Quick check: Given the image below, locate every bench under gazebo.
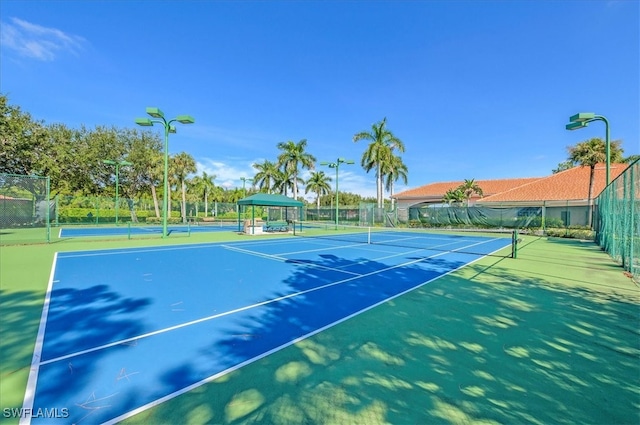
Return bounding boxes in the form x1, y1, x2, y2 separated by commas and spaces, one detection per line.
237, 193, 304, 235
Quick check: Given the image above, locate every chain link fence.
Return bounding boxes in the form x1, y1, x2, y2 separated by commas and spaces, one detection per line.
54, 197, 241, 225
595, 159, 639, 281
0, 173, 51, 244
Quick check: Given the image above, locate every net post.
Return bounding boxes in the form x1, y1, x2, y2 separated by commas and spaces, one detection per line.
512, 230, 518, 259
128, 222, 131, 240
368, 226, 371, 244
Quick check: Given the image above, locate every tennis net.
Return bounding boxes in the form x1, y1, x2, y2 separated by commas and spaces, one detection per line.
294, 222, 519, 258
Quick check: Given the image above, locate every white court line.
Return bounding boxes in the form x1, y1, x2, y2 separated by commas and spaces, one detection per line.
55, 237, 304, 259
222, 244, 363, 277
103, 237, 506, 425
20, 253, 59, 425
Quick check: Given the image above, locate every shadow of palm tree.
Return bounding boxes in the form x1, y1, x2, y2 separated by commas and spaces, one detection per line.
1, 290, 43, 377
27, 285, 152, 423
143, 249, 639, 425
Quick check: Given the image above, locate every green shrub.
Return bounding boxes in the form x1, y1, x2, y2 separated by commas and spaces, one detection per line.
545, 227, 594, 240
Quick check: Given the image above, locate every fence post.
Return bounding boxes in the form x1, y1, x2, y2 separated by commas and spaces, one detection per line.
46, 177, 51, 243
629, 165, 635, 276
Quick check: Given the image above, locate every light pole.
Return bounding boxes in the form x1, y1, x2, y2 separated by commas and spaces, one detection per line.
320, 158, 354, 229
103, 159, 132, 225
566, 112, 611, 185
240, 177, 253, 198
136, 107, 194, 238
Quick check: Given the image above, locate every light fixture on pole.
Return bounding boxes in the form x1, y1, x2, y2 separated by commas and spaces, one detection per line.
103, 159, 132, 225
320, 158, 354, 230
136, 107, 194, 238
566, 112, 611, 185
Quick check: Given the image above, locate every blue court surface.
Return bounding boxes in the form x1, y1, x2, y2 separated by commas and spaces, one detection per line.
59, 223, 238, 238
23, 233, 511, 424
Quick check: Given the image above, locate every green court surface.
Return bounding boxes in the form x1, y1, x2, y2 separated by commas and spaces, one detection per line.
1, 233, 638, 424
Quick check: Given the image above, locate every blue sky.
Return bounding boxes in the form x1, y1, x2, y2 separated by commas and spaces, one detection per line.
1, 0, 638, 199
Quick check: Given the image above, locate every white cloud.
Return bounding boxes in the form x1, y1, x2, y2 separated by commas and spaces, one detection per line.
196, 158, 258, 189
196, 156, 381, 200
0, 17, 85, 61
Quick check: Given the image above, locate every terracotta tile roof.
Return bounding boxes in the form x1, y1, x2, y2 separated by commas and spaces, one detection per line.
393, 163, 629, 204
478, 163, 628, 203
394, 177, 541, 199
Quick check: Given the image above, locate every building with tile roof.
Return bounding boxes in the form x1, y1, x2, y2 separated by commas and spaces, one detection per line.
393, 163, 629, 227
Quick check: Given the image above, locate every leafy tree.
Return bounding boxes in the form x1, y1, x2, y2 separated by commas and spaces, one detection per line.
353, 117, 405, 208
191, 171, 216, 216
552, 160, 575, 174
127, 131, 163, 218
623, 154, 640, 164
442, 188, 465, 205
274, 167, 303, 198
0, 94, 50, 176
171, 152, 197, 222
276, 139, 316, 200
305, 171, 332, 210
41, 123, 74, 196
554, 138, 625, 174
568, 138, 624, 227
382, 154, 408, 210
252, 160, 280, 194
225, 187, 243, 203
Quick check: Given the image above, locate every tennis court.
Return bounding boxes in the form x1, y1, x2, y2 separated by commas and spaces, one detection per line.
22, 230, 512, 424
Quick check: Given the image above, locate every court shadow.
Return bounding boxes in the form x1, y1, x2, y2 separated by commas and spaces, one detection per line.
145, 248, 639, 425
43, 284, 152, 360
0, 289, 43, 376
32, 285, 152, 407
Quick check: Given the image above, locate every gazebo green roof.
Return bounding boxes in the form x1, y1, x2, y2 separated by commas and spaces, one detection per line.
237, 193, 303, 207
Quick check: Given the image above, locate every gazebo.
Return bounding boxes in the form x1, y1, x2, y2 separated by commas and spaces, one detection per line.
237, 193, 304, 234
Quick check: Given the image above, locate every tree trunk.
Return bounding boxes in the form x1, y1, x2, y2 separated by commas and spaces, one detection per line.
390, 183, 395, 210
150, 185, 160, 218
181, 179, 187, 223
167, 184, 172, 220
293, 172, 298, 200
376, 164, 383, 208
127, 198, 139, 223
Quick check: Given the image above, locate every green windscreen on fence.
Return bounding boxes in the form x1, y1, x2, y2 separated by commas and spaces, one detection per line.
0, 173, 51, 244
595, 160, 639, 281
408, 205, 542, 229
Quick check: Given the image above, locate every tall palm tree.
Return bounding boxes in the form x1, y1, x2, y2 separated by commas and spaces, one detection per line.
305, 171, 332, 210
568, 138, 623, 227
171, 152, 197, 223
252, 160, 280, 194
191, 171, 216, 217
353, 118, 405, 208
458, 178, 483, 207
382, 154, 408, 210
274, 167, 303, 197
276, 139, 316, 200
